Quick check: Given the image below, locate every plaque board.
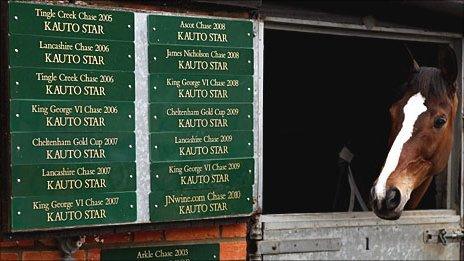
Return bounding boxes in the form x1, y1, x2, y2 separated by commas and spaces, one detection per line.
101, 243, 219, 261
148, 14, 252, 47
148, 44, 253, 75
11, 192, 137, 230
10, 100, 135, 132
151, 158, 254, 190
12, 162, 136, 196
150, 73, 253, 103
9, 2, 134, 41
10, 68, 135, 101
150, 130, 254, 162
150, 103, 253, 132
150, 186, 253, 222
9, 34, 135, 71
11, 131, 135, 164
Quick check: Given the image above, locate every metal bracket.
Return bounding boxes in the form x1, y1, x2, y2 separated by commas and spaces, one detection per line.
248, 253, 262, 261
249, 220, 263, 240
57, 236, 85, 261
423, 229, 463, 245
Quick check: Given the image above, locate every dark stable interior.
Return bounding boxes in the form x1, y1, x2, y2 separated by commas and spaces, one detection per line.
263, 29, 445, 214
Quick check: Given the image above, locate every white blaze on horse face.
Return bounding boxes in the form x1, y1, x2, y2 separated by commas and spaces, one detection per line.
374, 92, 427, 200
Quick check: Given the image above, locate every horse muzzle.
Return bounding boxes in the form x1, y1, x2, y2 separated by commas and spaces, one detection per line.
370, 186, 402, 220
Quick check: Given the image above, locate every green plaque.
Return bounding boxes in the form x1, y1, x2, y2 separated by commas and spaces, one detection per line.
101, 243, 219, 261
150, 73, 253, 103
10, 100, 134, 132
12, 162, 136, 197
148, 14, 253, 47
150, 130, 253, 162
10, 68, 135, 101
9, 2, 134, 41
151, 158, 254, 191
9, 34, 134, 71
150, 103, 253, 132
148, 44, 253, 75
150, 186, 253, 222
11, 132, 135, 165
11, 192, 136, 231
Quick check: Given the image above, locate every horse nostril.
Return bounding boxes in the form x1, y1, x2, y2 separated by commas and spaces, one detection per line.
385, 187, 401, 210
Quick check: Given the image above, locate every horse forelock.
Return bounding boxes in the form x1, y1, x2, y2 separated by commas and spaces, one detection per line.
392, 67, 452, 106
410, 67, 451, 101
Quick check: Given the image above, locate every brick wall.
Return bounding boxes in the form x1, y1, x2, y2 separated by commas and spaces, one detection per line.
0, 222, 248, 260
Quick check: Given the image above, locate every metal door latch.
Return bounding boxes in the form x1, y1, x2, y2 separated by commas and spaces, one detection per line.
424, 229, 464, 245
257, 238, 342, 255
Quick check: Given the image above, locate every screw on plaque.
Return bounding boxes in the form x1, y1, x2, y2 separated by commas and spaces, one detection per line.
362, 15, 376, 30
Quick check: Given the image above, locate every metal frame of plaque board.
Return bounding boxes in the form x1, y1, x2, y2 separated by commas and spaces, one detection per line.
0, 0, 263, 235
0, 0, 10, 234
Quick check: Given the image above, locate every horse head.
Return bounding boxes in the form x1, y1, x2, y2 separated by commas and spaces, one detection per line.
371, 46, 458, 220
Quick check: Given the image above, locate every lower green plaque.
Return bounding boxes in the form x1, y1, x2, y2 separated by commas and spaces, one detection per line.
150, 186, 253, 222
150, 130, 253, 162
151, 158, 254, 190
11, 132, 135, 164
11, 192, 137, 231
12, 162, 136, 196
101, 243, 219, 261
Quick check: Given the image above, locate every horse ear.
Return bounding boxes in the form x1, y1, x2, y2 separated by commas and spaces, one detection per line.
438, 46, 458, 86
403, 44, 420, 73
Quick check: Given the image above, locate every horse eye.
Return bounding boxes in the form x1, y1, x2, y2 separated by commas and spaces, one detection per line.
434, 116, 447, 128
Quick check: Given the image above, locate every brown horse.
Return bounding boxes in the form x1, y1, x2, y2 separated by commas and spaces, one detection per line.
371, 46, 459, 220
